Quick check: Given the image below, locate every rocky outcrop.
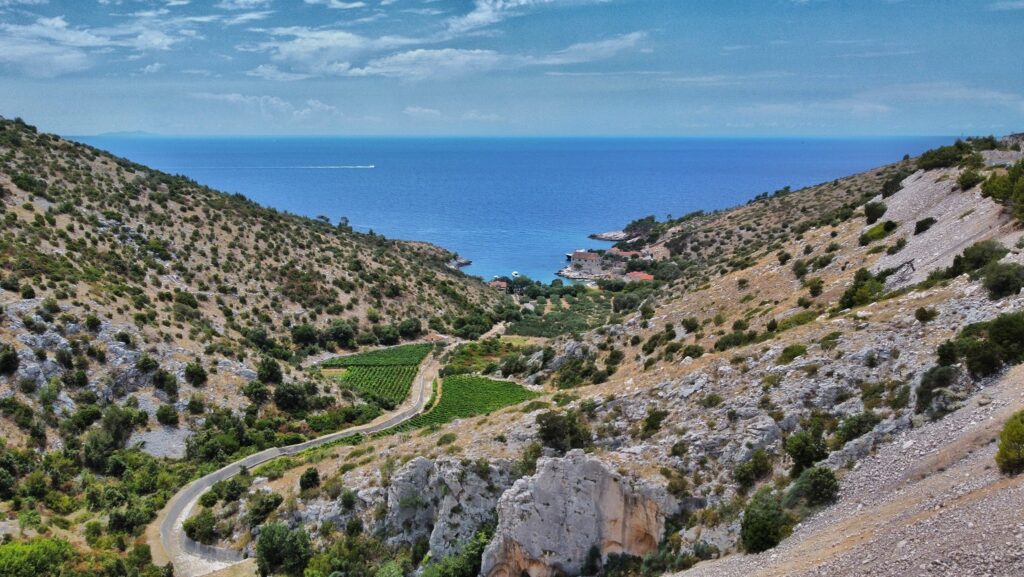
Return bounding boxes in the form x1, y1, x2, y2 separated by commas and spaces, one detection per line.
480, 450, 676, 577
385, 457, 515, 559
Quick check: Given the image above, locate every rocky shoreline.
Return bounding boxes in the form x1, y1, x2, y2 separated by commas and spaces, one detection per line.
589, 230, 633, 242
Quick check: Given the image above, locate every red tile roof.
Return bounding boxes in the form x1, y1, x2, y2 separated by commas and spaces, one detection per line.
625, 271, 655, 281
609, 247, 642, 257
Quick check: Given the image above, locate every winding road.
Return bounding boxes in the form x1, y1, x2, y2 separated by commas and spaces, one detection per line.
149, 347, 444, 577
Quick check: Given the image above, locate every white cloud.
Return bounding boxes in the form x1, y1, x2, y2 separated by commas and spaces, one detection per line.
534, 31, 644, 65
252, 26, 418, 76
335, 31, 643, 79
246, 63, 311, 81
0, 0, 49, 6
140, 61, 164, 73
737, 99, 892, 117
349, 48, 504, 79
215, 0, 271, 9
293, 99, 340, 119
3, 16, 112, 49
190, 92, 341, 120
860, 82, 1024, 112
447, 0, 610, 34
403, 106, 442, 119
661, 71, 791, 86
304, 0, 367, 8
0, 11, 206, 76
0, 35, 89, 76
223, 10, 273, 25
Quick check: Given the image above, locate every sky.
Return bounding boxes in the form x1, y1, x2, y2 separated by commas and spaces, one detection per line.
0, 0, 1021, 136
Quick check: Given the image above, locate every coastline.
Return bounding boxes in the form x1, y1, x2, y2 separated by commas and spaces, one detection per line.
588, 230, 633, 242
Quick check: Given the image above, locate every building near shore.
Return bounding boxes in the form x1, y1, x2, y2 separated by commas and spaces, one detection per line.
624, 271, 655, 282
567, 250, 603, 275
608, 247, 643, 259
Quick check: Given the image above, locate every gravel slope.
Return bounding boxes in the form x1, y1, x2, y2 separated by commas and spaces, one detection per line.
677, 364, 1024, 577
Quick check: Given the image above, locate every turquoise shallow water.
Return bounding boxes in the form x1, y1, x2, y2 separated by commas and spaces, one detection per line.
76, 136, 950, 281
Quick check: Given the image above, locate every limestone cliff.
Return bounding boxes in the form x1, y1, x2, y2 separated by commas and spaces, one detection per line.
480, 450, 676, 577
385, 457, 515, 559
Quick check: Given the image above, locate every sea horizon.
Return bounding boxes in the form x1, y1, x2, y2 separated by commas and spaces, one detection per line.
76, 134, 955, 282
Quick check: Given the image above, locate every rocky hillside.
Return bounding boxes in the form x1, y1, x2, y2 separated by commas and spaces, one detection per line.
0, 115, 509, 453
4, 126, 1024, 577
202, 136, 1024, 577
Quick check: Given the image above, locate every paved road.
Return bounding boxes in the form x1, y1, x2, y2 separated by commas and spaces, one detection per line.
154, 348, 443, 577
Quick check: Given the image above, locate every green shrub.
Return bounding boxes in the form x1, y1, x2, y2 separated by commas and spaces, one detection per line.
699, 393, 723, 408
982, 262, 1024, 299
733, 448, 772, 491
838, 269, 885, 310
784, 429, 828, 476
183, 509, 217, 544
740, 487, 788, 553
791, 259, 808, 279
784, 466, 839, 507
947, 240, 1007, 278
858, 221, 897, 246
0, 344, 18, 375
995, 410, 1024, 475
714, 330, 758, 351
917, 140, 971, 170
256, 522, 311, 576
0, 538, 72, 577
777, 344, 807, 364
247, 490, 284, 527
184, 361, 208, 386
535, 410, 591, 453
258, 357, 283, 384
155, 404, 178, 426
419, 526, 492, 577
915, 364, 959, 417
300, 467, 320, 491
914, 307, 938, 323
881, 170, 912, 197
639, 408, 669, 439
863, 201, 887, 225
914, 217, 937, 235
805, 277, 824, 297
831, 412, 880, 448
937, 312, 1024, 378
135, 353, 158, 373
957, 169, 984, 190
273, 381, 309, 413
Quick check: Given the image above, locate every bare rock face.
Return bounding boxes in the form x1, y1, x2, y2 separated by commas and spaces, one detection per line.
480, 450, 675, 577
385, 457, 515, 559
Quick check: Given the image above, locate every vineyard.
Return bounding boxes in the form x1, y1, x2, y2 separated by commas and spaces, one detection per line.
322, 344, 432, 409
339, 365, 418, 408
378, 375, 538, 435
322, 343, 433, 367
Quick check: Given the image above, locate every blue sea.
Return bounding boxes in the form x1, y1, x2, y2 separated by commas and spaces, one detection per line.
75, 136, 950, 281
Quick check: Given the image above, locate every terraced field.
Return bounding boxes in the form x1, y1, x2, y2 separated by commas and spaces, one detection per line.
322, 344, 433, 367
339, 365, 418, 407
324, 344, 433, 409
379, 375, 539, 435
